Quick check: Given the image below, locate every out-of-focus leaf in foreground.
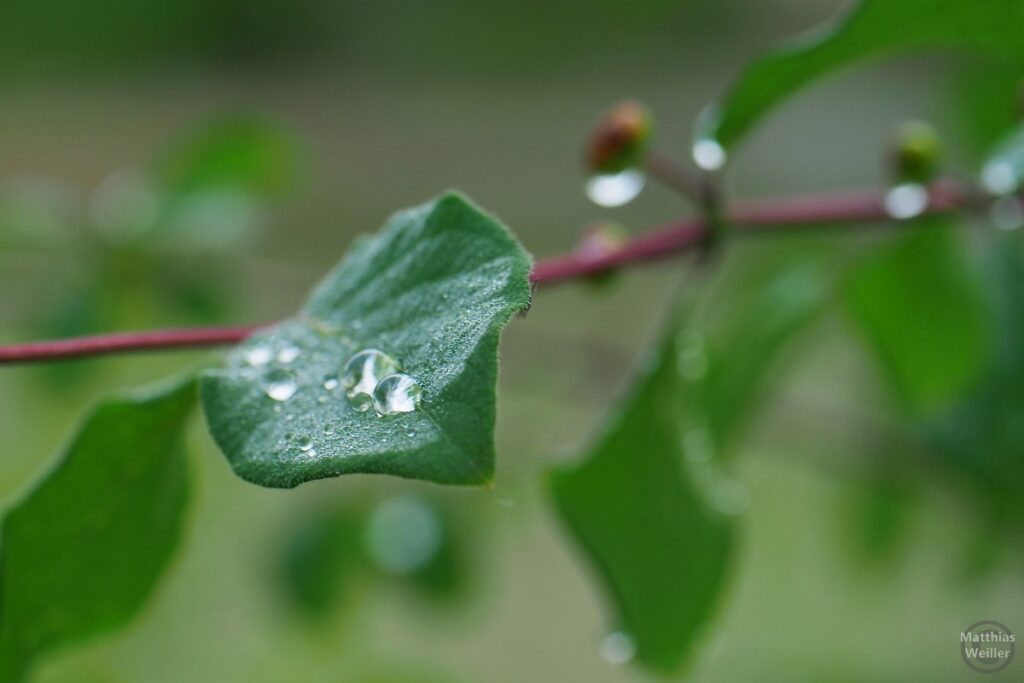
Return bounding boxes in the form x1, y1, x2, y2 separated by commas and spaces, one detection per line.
549, 324, 735, 674
201, 193, 532, 488
843, 222, 990, 416
701, 0, 1024, 155
0, 379, 195, 683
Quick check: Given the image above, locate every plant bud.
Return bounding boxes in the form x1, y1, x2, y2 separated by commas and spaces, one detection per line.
585, 101, 652, 174
888, 120, 941, 184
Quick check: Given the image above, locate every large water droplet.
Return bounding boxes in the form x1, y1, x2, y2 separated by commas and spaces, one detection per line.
373, 373, 423, 415
692, 137, 727, 171
585, 169, 645, 207
367, 496, 442, 575
981, 160, 1018, 196
263, 368, 298, 402
276, 343, 300, 364
884, 183, 928, 220
342, 349, 400, 412
600, 631, 637, 666
244, 345, 273, 367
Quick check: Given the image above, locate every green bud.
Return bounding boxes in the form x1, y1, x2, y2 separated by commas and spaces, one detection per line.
585, 101, 653, 175
888, 120, 941, 184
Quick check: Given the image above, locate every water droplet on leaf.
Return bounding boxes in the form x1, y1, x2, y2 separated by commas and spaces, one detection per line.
263, 368, 298, 402
245, 345, 273, 367
276, 344, 300, 364
600, 631, 636, 665
342, 349, 400, 409
884, 183, 928, 220
692, 137, 726, 171
373, 373, 423, 415
323, 375, 339, 391
585, 169, 645, 207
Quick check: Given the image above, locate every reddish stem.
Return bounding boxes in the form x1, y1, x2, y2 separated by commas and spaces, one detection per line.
0, 182, 969, 364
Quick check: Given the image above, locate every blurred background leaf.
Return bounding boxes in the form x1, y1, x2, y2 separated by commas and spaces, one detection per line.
0, 378, 195, 683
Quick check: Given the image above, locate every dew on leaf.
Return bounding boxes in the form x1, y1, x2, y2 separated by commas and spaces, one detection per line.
600, 631, 637, 666
323, 375, 340, 391
244, 345, 273, 367
884, 182, 928, 220
276, 344, 300, 364
373, 373, 423, 415
585, 169, 645, 208
263, 368, 298, 402
342, 349, 400, 409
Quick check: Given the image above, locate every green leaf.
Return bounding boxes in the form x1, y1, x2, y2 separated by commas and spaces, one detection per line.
0, 378, 195, 683
695, 264, 828, 453
928, 230, 1024, 525
201, 193, 532, 488
843, 222, 990, 415
979, 121, 1024, 195
549, 322, 735, 674
703, 0, 1024, 153
156, 117, 300, 197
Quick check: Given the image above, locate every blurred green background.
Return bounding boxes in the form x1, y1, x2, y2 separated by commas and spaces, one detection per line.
0, 0, 1021, 681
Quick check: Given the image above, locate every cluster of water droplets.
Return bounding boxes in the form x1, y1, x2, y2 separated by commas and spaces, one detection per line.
341, 349, 423, 416
242, 340, 422, 420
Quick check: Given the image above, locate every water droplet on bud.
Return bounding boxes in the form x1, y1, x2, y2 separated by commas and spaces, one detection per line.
585, 169, 645, 207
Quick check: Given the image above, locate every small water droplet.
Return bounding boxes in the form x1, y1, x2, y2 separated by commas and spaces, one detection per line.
884, 182, 928, 220
585, 169, 645, 208
306, 448, 317, 458
692, 137, 727, 171
991, 195, 1024, 231
263, 368, 297, 402
323, 425, 334, 436
317, 395, 328, 404
323, 376, 340, 391
373, 373, 423, 415
600, 632, 636, 666
245, 345, 273, 367
342, 349, 400, 409
406, 429, 417, 438
276, 344, 300, 364
981, 160, 1018, 196
272, 404, 282, 414
296, 435, 314, 452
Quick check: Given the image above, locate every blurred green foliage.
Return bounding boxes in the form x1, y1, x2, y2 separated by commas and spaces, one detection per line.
1, 0, 1024, 681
